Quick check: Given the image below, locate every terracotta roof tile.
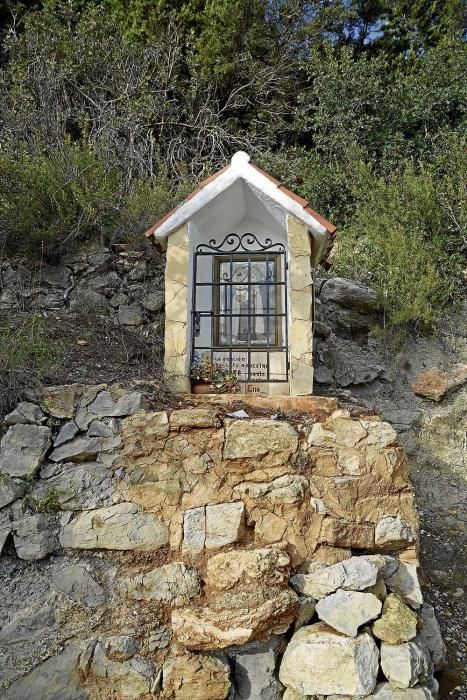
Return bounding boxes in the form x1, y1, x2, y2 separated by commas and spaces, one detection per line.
278, 185, 308, 208
304, 205, 337, 235
198, 164, 230, 188
144, 207, 177, 237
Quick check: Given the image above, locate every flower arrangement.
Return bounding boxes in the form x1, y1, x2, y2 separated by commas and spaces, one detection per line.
190, 354, 240, 393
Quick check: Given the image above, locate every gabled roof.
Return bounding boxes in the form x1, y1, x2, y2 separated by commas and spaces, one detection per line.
144, 152, 337, 265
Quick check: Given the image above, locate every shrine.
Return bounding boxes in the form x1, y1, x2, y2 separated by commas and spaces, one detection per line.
144, 151, 337, 395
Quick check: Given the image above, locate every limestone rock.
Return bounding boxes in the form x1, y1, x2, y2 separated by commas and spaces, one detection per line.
85, 390, 146, 419
0, 424, 51, 478
0, 601, 55, 644
319, 518, 374, 549
234, 474, 308, 504
205, 501, 245, 549
291, 556, 378, 600
0, 509, 11, 554
170, 408, 221, 428
367, 681, 438, 699
291, 563, 345, 599
119, 561, 200, 605
372, 594, 419, 644
48, 434, 121, 462
171, 588, 298, 650
13, 513, 56, 560
40, 386, 77, 418
162, 653, 231, 699
223, 419, 298, 463
33, 462, 112, 510
279, 622, 379, 697
385, 562, 423, 608
316, 589, 382, 637
205, 546, 290, 590
411, 364, 467, 401
380, 640, 432, 689
183, 506, 206, 553
2, 643, 87, 700
320, 278, 379, 313
4, 402, 45, 426
295, 595, 317, 631
104, 636, 139, 662
54, 421, 79, 446
60, 502, 169, 550
0, 474, 25, 508
87, 641, 156, 697
226, 637, 285, 699
141, 290, 164, 312
52, 565, 106, 607
118, 303, 144, 326
375, 516, 416, 550
417, 604, 447, 671
312, 545, 351, 565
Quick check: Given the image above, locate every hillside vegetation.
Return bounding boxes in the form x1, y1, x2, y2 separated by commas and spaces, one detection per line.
0, 0, 465, 329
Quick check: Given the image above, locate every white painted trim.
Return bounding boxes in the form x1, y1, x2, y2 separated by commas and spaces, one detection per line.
153, 152, 329, 246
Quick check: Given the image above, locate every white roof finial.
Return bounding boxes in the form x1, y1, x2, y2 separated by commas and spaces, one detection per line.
231, 151, 251, 168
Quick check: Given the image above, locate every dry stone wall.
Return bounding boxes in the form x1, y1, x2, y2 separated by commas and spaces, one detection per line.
0, 385, 446, 699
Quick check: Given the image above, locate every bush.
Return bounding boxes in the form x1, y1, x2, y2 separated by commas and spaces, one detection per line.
334, 145, 466, 328
0, 316, 61, 416
0, 143, 180, 258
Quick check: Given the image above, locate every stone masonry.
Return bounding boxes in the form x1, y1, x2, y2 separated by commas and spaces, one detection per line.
0, 385, 446, 699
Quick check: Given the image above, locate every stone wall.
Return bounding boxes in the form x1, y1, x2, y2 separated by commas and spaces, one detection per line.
0, 385, 446, 699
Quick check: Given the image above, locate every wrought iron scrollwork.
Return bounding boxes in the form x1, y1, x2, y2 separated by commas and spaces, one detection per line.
196, 232, 285, 254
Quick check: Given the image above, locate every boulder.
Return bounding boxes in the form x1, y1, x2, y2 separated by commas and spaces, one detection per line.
33, 462, 112, 510
60, 502, 169, 551
119, 561, 200, 605
315, 590, 382, 637
411, 364, 467, 401
417, 604, 447, 671
319, 518, 374, 549
385, 561, 423, 608
372, 594, 419, 644
375, 516, 416, 550
171, 588, 298, 651
320, 278, 379, 313
13, 513, 56, 560
279, 622, 379, 697
0, 474, 25, 508
380, 641, 432, 689
118, 303, 144, 326
0, 424, 51, 478
205, 546, 290, 590
52, 565, 106, 607
2, 643, 87, 700
4, 402, 45, 426
170, 408, 221, 428
48, 434, 121, 462
162, 653, 231, 699
223, 419, 298, 464
41, 386, 77, 418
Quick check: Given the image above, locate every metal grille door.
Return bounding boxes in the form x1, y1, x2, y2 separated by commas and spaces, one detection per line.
191, 233, 289, 385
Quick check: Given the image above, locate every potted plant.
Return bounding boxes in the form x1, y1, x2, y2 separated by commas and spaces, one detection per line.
190, 354, 240, 394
